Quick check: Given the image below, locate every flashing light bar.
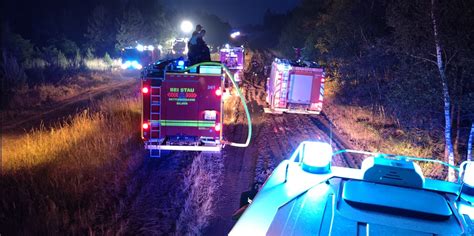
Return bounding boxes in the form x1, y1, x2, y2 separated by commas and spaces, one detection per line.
136, 44, 156, 51
132, 61, 142, 69
120, 60, 135, 69
230, 31, 241, 39
121, 60, 142, 70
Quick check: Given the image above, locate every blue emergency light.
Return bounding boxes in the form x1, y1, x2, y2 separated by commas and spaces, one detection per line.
301, 141, 332, 174
176, 60, 185, 70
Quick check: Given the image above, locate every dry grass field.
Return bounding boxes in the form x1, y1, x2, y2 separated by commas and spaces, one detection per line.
1, 96, 143, 234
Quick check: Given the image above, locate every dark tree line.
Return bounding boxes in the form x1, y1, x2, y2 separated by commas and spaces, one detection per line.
0, 0, 233, 108
1, 0, 233, 56
1, 0, 174, 55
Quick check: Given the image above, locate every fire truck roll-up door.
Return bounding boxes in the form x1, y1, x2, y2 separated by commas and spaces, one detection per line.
288, 74, 313, 105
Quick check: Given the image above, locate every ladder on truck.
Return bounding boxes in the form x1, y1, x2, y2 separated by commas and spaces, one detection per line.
275, 70, 289, 108
150, 86, 162, 158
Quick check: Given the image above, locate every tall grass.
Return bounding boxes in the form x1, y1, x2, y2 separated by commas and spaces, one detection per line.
0, 96, 142, 234
3, 71, 119, 113
324, 87, 446, 179
321, 62, 457, 179
176, 153, 224, 235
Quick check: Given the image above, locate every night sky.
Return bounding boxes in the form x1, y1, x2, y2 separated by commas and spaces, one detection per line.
161, 0, 302, 26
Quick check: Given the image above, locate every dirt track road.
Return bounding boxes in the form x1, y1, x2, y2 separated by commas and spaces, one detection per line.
115, 152, 195, 235
204, 50, 356, 235
2, 73, 137, 133
104, 50, 355, 235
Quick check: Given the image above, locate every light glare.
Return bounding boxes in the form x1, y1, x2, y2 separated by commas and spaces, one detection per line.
464, 162, 474, 187
181, 20, 193, 33
131, 61, 142, 69
215, 88, 222, 96
303, 142, 332, 170
214, 123, 221, 132
231, 31, 241, 38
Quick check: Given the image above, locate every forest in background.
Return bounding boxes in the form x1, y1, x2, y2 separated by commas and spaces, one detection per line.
256, 0, 474, 165
0, 0, 232, 108
1, 0, 473, 163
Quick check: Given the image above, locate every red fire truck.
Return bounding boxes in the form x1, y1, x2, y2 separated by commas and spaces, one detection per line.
265, 58, 325, 114
141, 59, 225, 157
220, 45, 244, 83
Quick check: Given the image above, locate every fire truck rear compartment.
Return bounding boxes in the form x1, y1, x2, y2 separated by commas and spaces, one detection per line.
141, 62, 224, 155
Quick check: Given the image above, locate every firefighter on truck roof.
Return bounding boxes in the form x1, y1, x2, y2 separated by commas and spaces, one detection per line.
188, 24, 211, 65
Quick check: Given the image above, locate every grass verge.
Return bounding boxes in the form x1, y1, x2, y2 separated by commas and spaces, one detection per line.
1, 95, 142, 234
176, 153, 224, 235
324, 81, 446, 179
